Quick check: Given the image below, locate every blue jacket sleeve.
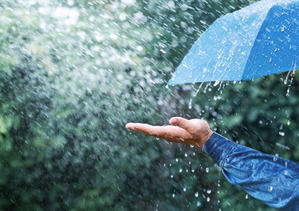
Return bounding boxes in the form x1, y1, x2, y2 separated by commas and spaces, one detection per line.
203, 132, 299, 210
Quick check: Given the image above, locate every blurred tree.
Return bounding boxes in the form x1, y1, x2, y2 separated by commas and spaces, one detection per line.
0, 0, 296, 210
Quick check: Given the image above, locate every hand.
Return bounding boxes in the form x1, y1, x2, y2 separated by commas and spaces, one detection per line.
125, 117, 213, 149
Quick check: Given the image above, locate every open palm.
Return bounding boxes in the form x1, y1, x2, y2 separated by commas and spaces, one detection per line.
126, 117, 213, 149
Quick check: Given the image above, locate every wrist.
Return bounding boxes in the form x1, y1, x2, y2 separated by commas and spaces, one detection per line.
195, 129, 213, 149
201, 129, 213, 149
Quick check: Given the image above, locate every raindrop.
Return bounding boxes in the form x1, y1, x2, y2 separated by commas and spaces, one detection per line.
268, 186, 273, 192
207, 189, 211, 194
179, 168, 183, 173
284, 70, 292, 85
213, 80, 220, 86
205, 168, 209, 173
183, 187, 186, 192
207, 197, 210, 202
184, 153, 188, 157
167, 1, 175, 9
286, 87, 290, 97
279, 131, 285, 136
196, 201, 201, 207
172, 193, 175, 198
195, 192, 199, 198
200, 20, 206, 25
188, 98, 192, 109
245, 194, 248, 199
192, 83, 204, 97
180, 4, 189, 11
276, 143, 290, 150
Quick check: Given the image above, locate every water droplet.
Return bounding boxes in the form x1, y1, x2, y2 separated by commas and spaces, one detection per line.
245, 194, 248, 199
172, 193, 175, 198
279, 131, 285, 136
167, 1, 175, 9
205, 168, 209, 173
207, 197, 210, 202
268, 186, 273, 192
183, 187, 186, 192
195, 192, 199, 197
196, 201, 201, 207
188, 98, 192, 109
179, 168, 183, 173
213, 80, 220, 86
207, 189, 211, 194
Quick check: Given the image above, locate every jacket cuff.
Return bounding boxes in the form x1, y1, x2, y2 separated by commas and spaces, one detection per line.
203, 132, 237, 167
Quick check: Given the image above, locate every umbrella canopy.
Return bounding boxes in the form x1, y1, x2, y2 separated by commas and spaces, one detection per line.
168, 0, 299, 85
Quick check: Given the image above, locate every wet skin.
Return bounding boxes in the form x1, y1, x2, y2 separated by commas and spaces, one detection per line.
126, 117, 213, 149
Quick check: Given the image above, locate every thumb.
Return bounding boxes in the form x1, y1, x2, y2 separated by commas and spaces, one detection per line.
169, 117, 193, 132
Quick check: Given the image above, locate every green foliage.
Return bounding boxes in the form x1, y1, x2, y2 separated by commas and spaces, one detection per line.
0, 0, 296, 210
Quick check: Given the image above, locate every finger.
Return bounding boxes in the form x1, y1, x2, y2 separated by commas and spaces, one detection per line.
126, 123, 154, 133
169, 117, 193, 132
126, 123, 193, 142
126, 123, 163, 136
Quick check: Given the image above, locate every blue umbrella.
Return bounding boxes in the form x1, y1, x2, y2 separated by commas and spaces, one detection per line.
168, 0, 299, 85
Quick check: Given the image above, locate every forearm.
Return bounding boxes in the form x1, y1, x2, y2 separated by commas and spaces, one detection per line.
203, 132, 299, 210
